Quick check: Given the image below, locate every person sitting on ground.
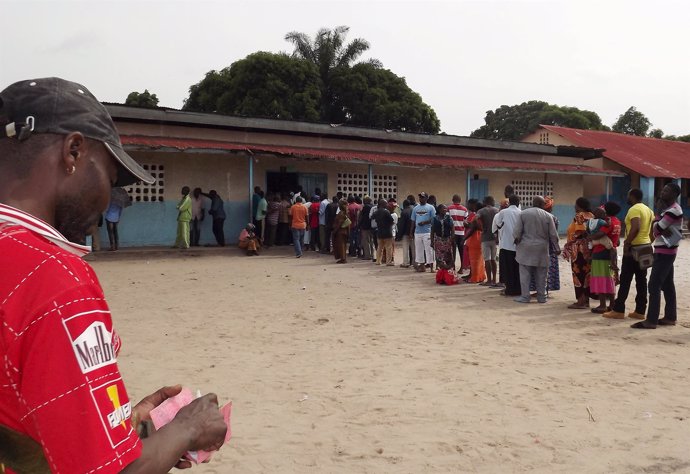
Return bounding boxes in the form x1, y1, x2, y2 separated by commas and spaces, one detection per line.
238, 223, 261, 255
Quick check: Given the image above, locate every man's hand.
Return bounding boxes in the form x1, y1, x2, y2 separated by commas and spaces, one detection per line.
132, 385, 183, 427
171, 393, 227, 452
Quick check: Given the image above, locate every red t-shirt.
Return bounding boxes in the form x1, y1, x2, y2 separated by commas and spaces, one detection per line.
309, 202, 320, 229
0, 204, 141, 473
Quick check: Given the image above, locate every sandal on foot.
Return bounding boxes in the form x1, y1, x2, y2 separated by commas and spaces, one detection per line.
568, 304, 589, 310
591, 307, 608, 314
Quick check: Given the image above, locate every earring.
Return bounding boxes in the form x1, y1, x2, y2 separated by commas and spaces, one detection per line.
67, 165, 76, 175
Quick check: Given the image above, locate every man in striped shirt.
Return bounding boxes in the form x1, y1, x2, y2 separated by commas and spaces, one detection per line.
448, 194, 468, 270
631, 183, 683, 329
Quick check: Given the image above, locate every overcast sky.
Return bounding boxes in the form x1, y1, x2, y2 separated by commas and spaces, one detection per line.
2, 0, 688, 136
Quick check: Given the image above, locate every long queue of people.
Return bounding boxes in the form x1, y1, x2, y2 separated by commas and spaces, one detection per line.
274, 182, 683, 330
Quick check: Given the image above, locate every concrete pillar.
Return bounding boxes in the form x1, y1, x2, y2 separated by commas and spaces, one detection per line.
675, 178, 682, 204
640, 176, 655, 210
367, 165, 373, 197
605, 176, 610, 201
248, 154, 254, 221
466, 169, 471, 203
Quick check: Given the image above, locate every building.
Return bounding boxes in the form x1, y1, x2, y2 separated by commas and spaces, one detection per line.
102, 105, 623, 246
523, 125, 690, 214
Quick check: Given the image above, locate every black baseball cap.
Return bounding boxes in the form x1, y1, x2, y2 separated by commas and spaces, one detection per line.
0, 77, 154, 186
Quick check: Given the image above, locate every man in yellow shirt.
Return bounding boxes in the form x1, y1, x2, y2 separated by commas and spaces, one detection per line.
604, 188, 654, 319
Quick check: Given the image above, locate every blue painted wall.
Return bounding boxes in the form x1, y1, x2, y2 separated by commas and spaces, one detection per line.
552, 204, 574, 236
92, 201, 249, 247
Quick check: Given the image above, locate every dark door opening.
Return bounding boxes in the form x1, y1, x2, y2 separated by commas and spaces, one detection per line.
266, 172, 299, 197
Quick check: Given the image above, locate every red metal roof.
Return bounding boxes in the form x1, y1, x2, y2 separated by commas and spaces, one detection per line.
120, 135, 623, 176
541, 125, 690, 178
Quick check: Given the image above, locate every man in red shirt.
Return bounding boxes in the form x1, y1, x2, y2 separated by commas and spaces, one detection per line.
0, 78, 227, 473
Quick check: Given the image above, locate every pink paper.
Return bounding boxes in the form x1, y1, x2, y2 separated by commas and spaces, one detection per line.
150, 388, 195, 430
148, 388, 232, 464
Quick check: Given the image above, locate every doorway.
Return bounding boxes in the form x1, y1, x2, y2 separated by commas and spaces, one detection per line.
266, 172, 299, 197
266, 171, 327, 199
469, 178, 489, 201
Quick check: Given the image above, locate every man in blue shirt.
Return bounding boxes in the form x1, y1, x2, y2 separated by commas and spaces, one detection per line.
412, 192, 436, 272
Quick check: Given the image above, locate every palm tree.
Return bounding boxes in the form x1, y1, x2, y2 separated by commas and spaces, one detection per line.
285, 26, 381, 121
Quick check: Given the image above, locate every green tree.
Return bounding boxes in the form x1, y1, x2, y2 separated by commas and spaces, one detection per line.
125, 89, 159, 108
470, 101, 607, 140
611, 106, 651, 136
183, 27, 440, 133
648, 128, 664, 139
183, 52, 322, 121
329, 63, 440, 133
663, 133, 690, 142
285, 26, 381, 121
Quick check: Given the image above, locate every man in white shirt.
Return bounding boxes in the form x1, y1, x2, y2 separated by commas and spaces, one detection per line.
492, 195, 522, 295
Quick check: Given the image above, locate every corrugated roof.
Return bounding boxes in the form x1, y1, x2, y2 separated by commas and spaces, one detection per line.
120, 135, 623, 176
541, 125, 690, 178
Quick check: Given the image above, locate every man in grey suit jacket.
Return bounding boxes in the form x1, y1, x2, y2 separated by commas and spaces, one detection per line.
513, 196, 561, 304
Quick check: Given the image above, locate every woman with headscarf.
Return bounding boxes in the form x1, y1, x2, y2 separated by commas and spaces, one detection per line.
463, 200, 487, 283
432, 204, 455, 270
562, 197, 594, 309
238, 223, 261, 255
531, 196, 561, 295
332, 199, 350, 263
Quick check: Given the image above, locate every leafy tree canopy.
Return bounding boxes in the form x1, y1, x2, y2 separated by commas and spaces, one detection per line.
611, 106, 651, 136
124, 89, 159, 108
183, 27, 440, 133
183, 52, 322, 121
329, 63, 440, 133
470, 101, 607, 140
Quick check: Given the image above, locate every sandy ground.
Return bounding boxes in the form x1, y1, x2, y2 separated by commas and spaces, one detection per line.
92, 241, 690, 473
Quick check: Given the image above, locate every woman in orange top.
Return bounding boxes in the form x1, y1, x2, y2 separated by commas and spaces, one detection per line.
463, 199, 487, 283
562, 197, 594, 308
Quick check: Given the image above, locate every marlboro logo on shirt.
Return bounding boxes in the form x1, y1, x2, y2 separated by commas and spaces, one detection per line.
63, 317, 117, 374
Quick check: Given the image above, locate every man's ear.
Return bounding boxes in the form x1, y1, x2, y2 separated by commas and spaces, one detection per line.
61, 132, 86, 172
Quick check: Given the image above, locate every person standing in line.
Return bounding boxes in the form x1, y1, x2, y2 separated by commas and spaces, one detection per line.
201, 190, 226, 246
325, 195, 339, 253
308, 195, 321, 251
255, 190, 268, 242
631, 183, 683, 329
289, 196, 308, 258
358, 196, 374, 260
332, 199, 350, 263
604, 189, 654, 320
372, 199, 395, 266
104, 188, 126, 251
412, 192, 436, 272
562, 197, 594, 309
347, 195, 362, 257
252, 185, 262, 224
318, 194, 330, 253
475, 196, 499, 286
190, 187, 205, 247
265, 193, 281, 248
530, 196, 561, 297
513, 196, 560, 303
448, 194, 468, 270
278, 193, 291, 245
493, 194, 522, 296
173, 186, 192, 249
431, 204, 455, 270
397, 199, 415, 268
